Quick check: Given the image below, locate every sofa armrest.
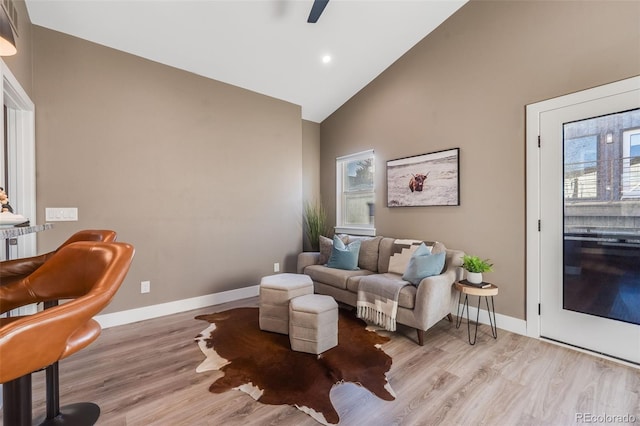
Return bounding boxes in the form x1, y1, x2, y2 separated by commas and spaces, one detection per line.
412, 249, 465, 330
444, 249, 465, 279
412, 269, 456, 330
297, 252, 321, 274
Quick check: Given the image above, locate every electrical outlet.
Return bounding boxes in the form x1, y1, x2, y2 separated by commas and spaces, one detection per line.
273, 262, 280, 273
141, 280, 150, 294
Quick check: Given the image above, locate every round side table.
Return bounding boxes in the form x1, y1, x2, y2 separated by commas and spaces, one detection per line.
455, 280, 498, 345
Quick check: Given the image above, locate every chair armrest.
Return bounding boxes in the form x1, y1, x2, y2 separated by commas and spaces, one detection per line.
297, 252, 321, 274
0, 241, 134, 383
0, 252, 53, 286
0, 294, 104, 382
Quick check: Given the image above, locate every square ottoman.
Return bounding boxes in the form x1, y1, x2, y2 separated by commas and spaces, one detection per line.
259, 273, 313, 334
289, 294, 338, 354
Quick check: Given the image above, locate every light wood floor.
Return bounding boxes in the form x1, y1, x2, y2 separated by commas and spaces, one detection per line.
2, 297, 638, 425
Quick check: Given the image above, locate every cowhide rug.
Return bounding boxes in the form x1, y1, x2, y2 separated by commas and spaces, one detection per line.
194, 307, 395, 425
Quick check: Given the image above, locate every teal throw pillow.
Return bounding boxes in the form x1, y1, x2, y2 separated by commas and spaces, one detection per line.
333, 234, 346, 250
413, 242, 432, 257
402, 250, 446, 286
327, 236, 361, 270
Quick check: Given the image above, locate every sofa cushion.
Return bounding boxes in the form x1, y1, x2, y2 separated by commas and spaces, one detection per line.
380, 239, 447, 274
402, 250, 446, 285
347, 273, 416, 309
398, 283, 417, 310
327, 236, 361, 270
346, 274, 366, 293
377, 238, 396, 273
305, 265, 373, 290
387, 239, 431, 275
347, 235, 382, 272
318, 236, 332, 264
318, 235, 349, 265
430, 241, 447, 255
430, 241, 448, 270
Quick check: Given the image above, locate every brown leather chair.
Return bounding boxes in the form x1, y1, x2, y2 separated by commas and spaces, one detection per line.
0, 229, 117, 288
0, 241, 135, 426
0, 230, 118, 424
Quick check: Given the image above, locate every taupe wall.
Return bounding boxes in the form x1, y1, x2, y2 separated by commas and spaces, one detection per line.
302, 120, 321, 203
320, 0, 640, 320
33, 27, 304, 314
2, 0, 33, 96
302, 119, 321, 250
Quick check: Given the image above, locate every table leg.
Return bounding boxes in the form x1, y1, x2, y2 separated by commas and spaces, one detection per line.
485, 295, 498, 339
455, 290, 464, 329
468, 296, 482, 345
457, 294, 476, 345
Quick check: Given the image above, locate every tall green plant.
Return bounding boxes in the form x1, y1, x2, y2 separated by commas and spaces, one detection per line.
304, 201, 327, 251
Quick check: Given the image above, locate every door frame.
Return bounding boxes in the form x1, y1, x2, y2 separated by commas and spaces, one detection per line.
526, 75, 640, 341
1, 58, 36, 259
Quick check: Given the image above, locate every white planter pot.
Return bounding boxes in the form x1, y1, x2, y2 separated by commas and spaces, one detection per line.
466, 271, 483, 284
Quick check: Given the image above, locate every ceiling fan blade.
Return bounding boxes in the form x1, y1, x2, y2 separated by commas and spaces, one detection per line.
307, 0, 329, 23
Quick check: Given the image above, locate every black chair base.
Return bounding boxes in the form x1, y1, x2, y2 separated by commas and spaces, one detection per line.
35, 402, 100, 426
2, 375, 32, 426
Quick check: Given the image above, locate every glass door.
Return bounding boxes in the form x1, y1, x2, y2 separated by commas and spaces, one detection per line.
539, 86, 640, 365
563, 110, 640, 327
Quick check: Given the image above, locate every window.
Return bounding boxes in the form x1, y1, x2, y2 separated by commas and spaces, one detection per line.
563, 135, 598, 199
621, 128, 640, 199
336, 150, 375, 236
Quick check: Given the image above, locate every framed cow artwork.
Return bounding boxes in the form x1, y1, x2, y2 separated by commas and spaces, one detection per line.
386, 148, 460, 207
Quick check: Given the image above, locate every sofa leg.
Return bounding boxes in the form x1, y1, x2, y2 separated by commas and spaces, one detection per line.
447, 313, 453, 322
416, 329, 425, 346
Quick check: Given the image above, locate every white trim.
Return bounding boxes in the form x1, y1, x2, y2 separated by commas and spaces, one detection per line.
451, 303, 638, 369
1, 59, 36, 259
525, 98, 542, 338
336, 149, 376, 231
95, 287, 636, 368
336, 149, 374, 162
334, 226, 376, 237
456, 303, 527, 336
525, 75, 640, 340
95, 285, 259, 329
540, 338, 639, 369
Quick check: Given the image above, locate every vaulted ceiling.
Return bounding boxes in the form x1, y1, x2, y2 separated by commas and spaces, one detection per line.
26, 0, 467, 122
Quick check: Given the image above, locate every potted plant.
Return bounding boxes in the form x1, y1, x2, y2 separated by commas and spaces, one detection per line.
462, 255, 493, 284
303, 201, 328, 251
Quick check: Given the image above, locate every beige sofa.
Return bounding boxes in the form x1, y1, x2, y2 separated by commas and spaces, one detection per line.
297, 235, 464, 345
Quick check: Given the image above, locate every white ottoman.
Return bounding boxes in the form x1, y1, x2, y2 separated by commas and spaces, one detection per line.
289, 294, 338, 354
259, 273, 313, 334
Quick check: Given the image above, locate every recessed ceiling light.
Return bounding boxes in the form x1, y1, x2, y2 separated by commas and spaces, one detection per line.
322, 55, 332, 64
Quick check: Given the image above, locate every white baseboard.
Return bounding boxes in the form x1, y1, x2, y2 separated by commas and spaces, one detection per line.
457, 304, 636, 368
94, 285, 526, 336
95, 285, 260, 329
455, 302, 527, 336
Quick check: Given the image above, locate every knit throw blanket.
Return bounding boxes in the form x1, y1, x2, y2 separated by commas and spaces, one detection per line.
357, 275, 408, 332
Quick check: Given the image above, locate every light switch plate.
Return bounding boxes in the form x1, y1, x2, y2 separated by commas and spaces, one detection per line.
45, 207, 78, 221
